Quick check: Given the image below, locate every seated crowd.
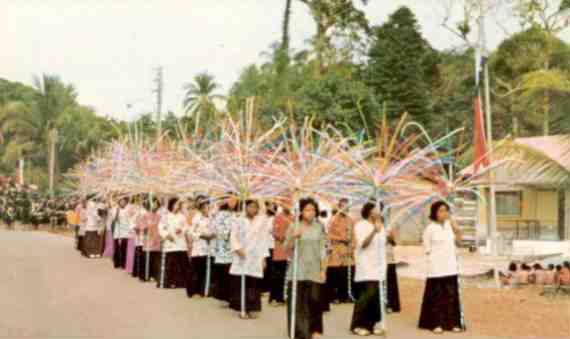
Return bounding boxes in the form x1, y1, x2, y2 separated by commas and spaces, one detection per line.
501, 261, 570, 287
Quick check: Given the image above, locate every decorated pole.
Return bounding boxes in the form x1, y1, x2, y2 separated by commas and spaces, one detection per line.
145, 192, 153, 282
379, 205, 388, 334
290, 236, 299, 339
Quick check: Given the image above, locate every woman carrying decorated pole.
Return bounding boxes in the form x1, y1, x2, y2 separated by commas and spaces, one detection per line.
134, 197, 161, 282
125, 195, 143, 275
113, 197, 131, 269
386, 226, 400, 313
269, 202, 293, 306
76, 199, 87, 256
261, 201, 277, 294
211, 192, 240, 305
285, 198, 327, 339
132, 197, 148, 280
103, 195, 118, 260
229, 199, 269, 319
326, 198, 355, 304
157, 197, 191, 289
186, 197, 215, 298
418, 200, 465, 334
82, 197, 106, 258
350, 202, 387, 337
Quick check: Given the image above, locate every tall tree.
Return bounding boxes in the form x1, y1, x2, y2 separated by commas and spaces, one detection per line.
491, 26, 570, 136
0, 74, 76, 185
297, 0, 370, 74
182, 72, 224, 135
366, 6, 440, 129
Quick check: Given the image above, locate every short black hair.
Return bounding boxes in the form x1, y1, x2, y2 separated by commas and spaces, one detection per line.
548, 264, 555, 270
361, 202, 376, 220
299, 198, 319, 221
168, 198, 179, 212
508, 262, 517, 272
532, 263, 543, 270
198, 199, 210, 211
429, 201, 450, 222
245, 199, 259, 209
564, 261, 570, 269
219, 193, 240, 212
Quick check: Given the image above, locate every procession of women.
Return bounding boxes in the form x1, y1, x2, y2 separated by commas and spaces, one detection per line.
68, 113, 497, 339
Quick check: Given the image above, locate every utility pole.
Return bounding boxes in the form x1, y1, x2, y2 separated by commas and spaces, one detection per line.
478, 1, 500, 289
153, 66, 163, 142
49, 129, 58, 196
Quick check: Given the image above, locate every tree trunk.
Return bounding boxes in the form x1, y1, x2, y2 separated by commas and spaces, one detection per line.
48, 128, 57, 196
282, 0, 292, 51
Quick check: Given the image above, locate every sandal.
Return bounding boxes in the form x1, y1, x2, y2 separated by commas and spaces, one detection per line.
248, 312, 259, 319
452, 327, 463, 333
353, 328, 371, 336
238, 313, 249, 320
433, 327, 444, 334
373, 328, 386, 336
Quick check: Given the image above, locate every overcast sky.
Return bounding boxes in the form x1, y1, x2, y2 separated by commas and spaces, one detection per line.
2, 0, 569, 120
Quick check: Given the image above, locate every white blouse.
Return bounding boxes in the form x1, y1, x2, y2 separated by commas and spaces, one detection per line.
84, 201, 103, 232
422, 221, 459, 278
229, 215, 270, 278
354, 220, 387, 282
189, 213, 213, 257
158, 212, 189, 252
113, 207, 132, 239
266, 216, 275, 250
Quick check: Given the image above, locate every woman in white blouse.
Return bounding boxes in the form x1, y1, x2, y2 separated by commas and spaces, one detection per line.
112, 197, 131, 269
157, 198, 191, 289
186, 197, 215, 298
418, 200, 464, 334
229, 199, 269, 319
350, 202, 387, 337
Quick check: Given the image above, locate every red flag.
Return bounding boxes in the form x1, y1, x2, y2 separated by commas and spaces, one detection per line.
473, 95, 489, 173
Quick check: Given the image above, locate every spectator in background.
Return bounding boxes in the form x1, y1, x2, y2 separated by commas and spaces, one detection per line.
530, 263, 545, 285
544, 264, 556, 285
500, 262, 517, 287
516, 264, 531, 284
559, 262, 570, 286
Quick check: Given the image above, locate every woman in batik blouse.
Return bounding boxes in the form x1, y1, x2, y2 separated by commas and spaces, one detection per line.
229, 199, 270, 319
211, 192, 240, 305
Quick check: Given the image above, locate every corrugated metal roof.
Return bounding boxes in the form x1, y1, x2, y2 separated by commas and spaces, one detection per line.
514, 135, 570, 171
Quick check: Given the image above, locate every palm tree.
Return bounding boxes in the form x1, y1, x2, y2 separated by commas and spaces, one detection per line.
182, 72, 224, 135
0, 101, 36, 164
0, 74, 77, 190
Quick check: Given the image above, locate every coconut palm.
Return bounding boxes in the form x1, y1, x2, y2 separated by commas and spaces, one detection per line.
182, 72, 225, 135
0, 74, 77, 183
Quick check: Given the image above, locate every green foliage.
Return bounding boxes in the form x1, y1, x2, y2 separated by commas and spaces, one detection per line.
183, 72, 225, 134
490, 26, 570, 136
365, 6, 440, 128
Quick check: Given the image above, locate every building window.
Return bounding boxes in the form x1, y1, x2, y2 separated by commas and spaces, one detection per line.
496, 191, 522, 217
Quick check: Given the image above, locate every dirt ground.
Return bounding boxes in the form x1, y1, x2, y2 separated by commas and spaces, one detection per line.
1, 227, 568, 339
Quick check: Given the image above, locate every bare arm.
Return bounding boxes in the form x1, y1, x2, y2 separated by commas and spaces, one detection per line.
361, 225, 379, 249
450, 219, 462, 243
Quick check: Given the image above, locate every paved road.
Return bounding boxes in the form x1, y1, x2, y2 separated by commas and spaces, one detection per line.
0, 229, 513, 339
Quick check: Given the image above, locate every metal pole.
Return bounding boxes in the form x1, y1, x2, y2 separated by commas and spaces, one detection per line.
480, 1, 498, 260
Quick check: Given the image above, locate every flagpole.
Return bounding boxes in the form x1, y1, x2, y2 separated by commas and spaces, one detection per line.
480, 1, 500, 288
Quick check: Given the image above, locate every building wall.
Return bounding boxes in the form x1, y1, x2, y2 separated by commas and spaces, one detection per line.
477, 188, 559, 237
